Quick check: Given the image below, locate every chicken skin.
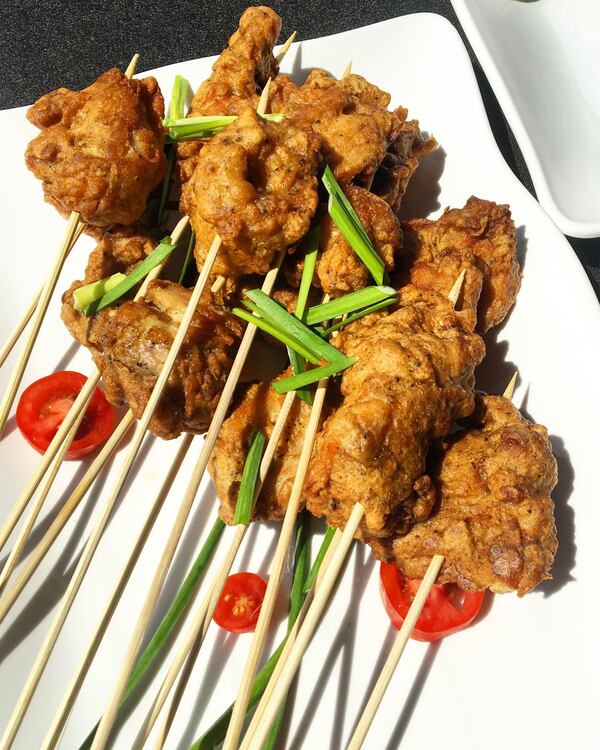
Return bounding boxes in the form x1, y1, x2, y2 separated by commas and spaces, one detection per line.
181, 108, 320, 277
62, 277, 244, 439
26, 68, 167, 227
369, 396, 558, 595
304, 286, 485, 540
177, 6, 281, 184
401, 197, 520, 333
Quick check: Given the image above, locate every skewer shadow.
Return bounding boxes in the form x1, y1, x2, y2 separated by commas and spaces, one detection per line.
397, 147, 445, 220
382, 641, 442, 750
0, 415, 18, 438
287, 544, 375, 750
0, 432, 155, 661
537, 434, 576, 596
53, 340, 80, 372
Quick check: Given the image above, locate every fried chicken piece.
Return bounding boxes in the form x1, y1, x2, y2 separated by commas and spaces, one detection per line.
401, 197, 520, 333
370, 396, 557, 595
209, 374, 331, 524
177, 6, 281, 184
304, 286, 485, 540
316, 185, 401, 297
181, 108, 320, 277
26, 68, 167, 227
62, 279, 244, 439
271, 70, 400, 188
370, 109, 437, 212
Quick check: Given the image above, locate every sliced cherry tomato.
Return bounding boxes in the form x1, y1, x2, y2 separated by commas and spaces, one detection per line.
379, 562, 485, 642
213, 572, 267, 634
16, 370, 115, 460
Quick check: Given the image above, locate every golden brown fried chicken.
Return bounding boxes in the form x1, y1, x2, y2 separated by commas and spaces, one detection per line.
62, 279, 244, 439
401, 197, 520, 333
271, 70, 401, 188
209, 374, 330, 524
26, 69, 167, 227
304, 286, 485, 540
181, 108, 320, 277
313, 185, 401, 297
370, 396, 557, 595
177, 6, 281, 184
371, 110, 437, 212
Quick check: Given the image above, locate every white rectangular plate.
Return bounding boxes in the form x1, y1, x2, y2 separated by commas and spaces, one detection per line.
1, 12, 599, 750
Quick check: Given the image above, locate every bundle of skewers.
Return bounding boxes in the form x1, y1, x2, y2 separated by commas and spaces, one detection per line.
0, 6, 558, 749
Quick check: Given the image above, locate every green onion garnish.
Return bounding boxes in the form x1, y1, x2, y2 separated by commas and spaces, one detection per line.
72, 273, 127, 310
242, 289, 349, 367
319, 296, 396, 337
83, 237, 176, 315
288, 226, 320, 404
178, 230, 196, 284
157, 150, 176, 227
78, 517, 225, 750
301, 526, 336, 594
272, 357, 357, 394
233, 431, 266, 525
322, 165, 387, 285
189, 517, 340, 750
163, 113, 285, 141
305, 285, 395, 325
232, 307, 321, 364
169, 74, 191, 120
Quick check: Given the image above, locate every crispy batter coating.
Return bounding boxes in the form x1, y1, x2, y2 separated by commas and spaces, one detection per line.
304, 287, 485, 539
370, 396, 557, 595
62, 278, 244, 439
271, 70, 400, 187
371, 109, 437, 212
26, 69, 166, 226
401, 196, 520, 332
177, 6, 281, 184
181, 108, 320, 277
209, 374, 331, 524
316, 185, 401, 297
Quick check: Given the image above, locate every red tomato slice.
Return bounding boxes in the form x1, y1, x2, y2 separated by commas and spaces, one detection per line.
16, 371, 115, 460
379, 562, 485, 642
213, 572, 267, 634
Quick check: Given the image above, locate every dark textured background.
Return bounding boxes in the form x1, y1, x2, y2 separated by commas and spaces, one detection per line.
1, 0, 598, 296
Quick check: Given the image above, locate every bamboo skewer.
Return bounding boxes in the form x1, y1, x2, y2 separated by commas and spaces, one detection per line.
40, 433, 194, 750
0, 217, 189, 749
0, 54, 139, 435
0, 213, 81, 435
345, 554, 444, 750
132, 389, 297, 750
0, 290, 40, 369
0, 411, 135, 624
345, 372, 519, 749
276, 31, 297, 63
0, 411, 85, 593
241, 276, 468, 749
87, 82, 274, 750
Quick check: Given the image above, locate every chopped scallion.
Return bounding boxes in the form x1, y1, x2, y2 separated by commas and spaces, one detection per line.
83, 237, 176, 315
164, 113, 285, 141
272, 357, 357, 394
305, 285, 395, 325
178, 230, 195, 284
73, 273, 127, 310
287, 226, 320, 404
233, 431, 266, 525
232, 307, 320, 365
322, 165, 387, 285
169, 74, 191, 120
244, 289, 349, 367
319, 296, 396, 337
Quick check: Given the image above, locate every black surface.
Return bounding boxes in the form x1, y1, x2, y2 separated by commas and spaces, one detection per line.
2, 0, 598, 295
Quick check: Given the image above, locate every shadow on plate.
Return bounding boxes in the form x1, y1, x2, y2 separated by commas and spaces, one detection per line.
285, 543, 375, 750
398, 147, 445, 220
